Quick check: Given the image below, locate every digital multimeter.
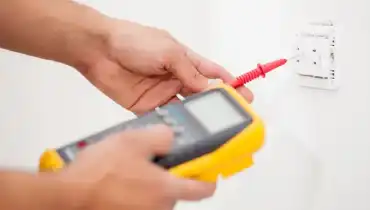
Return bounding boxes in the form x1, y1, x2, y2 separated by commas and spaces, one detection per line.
39, 83, 265, 182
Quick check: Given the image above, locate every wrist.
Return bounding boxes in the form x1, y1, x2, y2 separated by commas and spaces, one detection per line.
44, 173, 92, 210
58, 7, 114, 72
34, 173, 90, 210
0, 0, 113, 72
0, 171, 90, 210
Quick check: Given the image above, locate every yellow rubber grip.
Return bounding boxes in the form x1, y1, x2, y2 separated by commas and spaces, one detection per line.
39, 83, 265, 183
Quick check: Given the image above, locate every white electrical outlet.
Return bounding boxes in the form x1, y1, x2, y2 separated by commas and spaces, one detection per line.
293, 21, 338, 90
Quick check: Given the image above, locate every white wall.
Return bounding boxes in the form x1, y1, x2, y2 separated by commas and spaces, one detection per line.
205, 1, 370, 210
1, 1, 370, 210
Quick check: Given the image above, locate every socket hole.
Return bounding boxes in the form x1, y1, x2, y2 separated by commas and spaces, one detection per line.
296, 60, 300, 63
313, 49, 316, 52
313, 62, 317, 65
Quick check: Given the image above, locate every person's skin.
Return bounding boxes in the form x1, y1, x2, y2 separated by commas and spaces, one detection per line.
1, 125, 215, 210
0, 0, 254, 210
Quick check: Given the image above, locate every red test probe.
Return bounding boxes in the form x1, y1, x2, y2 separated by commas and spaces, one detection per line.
229, 58, 288, 88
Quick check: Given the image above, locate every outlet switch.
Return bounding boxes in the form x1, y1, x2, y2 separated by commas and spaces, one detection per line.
293, 21, 338, 90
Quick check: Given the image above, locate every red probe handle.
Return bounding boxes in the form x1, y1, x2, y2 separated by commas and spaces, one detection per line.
229, 58, 287, 88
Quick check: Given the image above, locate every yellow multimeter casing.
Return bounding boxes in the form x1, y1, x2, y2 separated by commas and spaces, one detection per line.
39, 82, 265, 182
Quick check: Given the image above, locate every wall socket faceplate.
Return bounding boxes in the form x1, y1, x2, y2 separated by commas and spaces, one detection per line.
293, 21, 338, 90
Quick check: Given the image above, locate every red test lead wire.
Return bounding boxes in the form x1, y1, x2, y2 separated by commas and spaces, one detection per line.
229, 58, 288, 88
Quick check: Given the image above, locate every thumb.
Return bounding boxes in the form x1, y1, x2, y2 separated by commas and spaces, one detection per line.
111, 124, 175, 157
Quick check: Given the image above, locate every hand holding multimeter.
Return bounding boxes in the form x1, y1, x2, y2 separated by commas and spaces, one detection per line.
39, 58, 287, 178
56, 124, 216, 210
38, 58, 287, 209
40, 82, 264, 176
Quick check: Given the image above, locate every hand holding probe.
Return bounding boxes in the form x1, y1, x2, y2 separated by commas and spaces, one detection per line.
38, 57, 289, 182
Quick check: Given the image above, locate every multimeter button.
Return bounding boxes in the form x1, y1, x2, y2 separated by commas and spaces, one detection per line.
156, 109, 169, 116
172, 126, 185, 134
175, 137, 186, 145
77, 141, 87, 148
163, 117, 176, 125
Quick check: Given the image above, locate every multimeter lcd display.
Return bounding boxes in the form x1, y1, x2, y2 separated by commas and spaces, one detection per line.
185, 91, 245, 134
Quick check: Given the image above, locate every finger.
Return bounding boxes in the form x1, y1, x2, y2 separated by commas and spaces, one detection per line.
133, 94, 182, 118
130, 78, 183, 114
166, 175, 217, 201
83, 60, 144, 109
114, 124, 174, 156
185, 49, 254, 103
179, 87, 195, 97
168, 52, 208, 92
161, 95, 181, 106
165, 201, 177, 210
168, 95, 181, 104
134, 97, 181, 116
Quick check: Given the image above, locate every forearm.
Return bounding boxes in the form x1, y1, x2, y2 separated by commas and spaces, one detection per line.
0, 0, 112, 69
0, 171, 87, 210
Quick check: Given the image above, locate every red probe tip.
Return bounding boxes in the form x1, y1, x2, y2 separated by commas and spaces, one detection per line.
230, 58, 287, 88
